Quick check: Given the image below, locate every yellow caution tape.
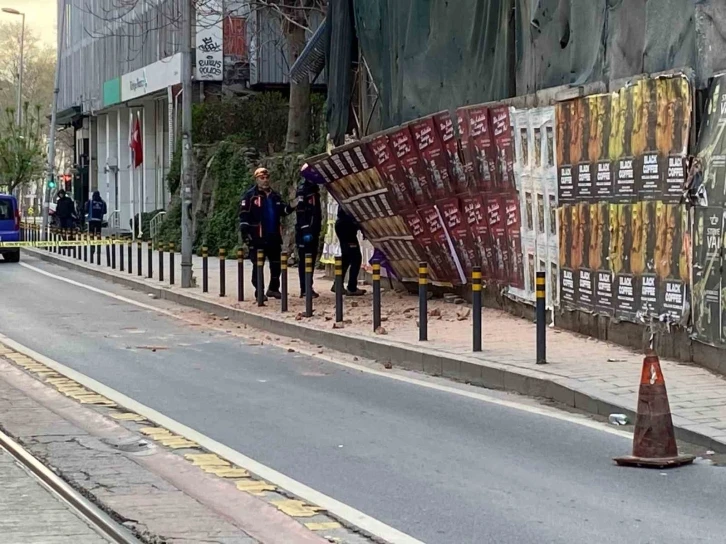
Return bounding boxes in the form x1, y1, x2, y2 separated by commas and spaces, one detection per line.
0, 239, 115, 248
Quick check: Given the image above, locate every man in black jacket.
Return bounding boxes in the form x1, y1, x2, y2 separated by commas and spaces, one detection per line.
295, 178, 322, 297
56, 190, 76, 231
335, 208, 366, 296
239, 167, 295, 300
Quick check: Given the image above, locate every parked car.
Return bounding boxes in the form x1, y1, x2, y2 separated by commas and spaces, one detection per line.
0, 194, 20, 262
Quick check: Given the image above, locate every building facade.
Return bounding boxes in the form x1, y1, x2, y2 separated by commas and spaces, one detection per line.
58, 0, 323, 234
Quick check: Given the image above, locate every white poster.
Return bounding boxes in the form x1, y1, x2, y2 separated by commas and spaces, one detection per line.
509, 106, 559, 308
196, 1, 224, 81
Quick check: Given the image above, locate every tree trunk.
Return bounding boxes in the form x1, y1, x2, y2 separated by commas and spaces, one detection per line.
284, 22, 310, 153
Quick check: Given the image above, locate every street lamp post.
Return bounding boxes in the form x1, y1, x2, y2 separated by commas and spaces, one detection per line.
2, 8, 25, 126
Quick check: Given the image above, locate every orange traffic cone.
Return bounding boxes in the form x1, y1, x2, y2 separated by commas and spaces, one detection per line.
614, 350, 695, 469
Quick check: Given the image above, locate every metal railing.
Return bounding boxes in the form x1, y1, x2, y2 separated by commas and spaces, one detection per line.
107, 210, 120, 230
149, 211, 166, 241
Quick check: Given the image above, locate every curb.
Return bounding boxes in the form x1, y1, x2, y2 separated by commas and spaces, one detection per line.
25, 248, 726, 454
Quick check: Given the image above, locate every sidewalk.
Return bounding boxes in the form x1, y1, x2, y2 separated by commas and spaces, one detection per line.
28, 245, 726, 452
0, 448, 108, 543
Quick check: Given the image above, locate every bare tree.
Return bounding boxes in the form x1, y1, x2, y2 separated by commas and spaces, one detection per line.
0, 21, 55, 115
250, 0, 325, 153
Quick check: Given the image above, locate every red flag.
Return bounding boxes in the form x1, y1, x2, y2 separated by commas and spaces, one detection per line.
130, 114, 143, 168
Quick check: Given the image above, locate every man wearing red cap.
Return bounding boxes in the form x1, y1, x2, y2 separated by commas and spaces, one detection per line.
239, 167, 296, 300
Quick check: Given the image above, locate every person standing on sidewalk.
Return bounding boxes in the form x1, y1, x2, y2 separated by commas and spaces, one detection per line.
86, 191, 107, 236
239, 167, 296, 301
335, 208, 367, 296
295, 177, 322, 298
56, 190, 76, 231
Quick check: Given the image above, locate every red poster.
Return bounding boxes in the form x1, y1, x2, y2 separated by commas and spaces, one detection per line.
411, 116, 454, 200
490, 106, 516, 192
435, 111, 468, 194
468, 106, 497, 193
439, 198, 478, 279
391, 126, 435, 206
367, 134, 415, 213
504, 196, 524, 289
403, 210, 443, 282
456, 108, 479, 191
462, 194, 493, 279
487, 196, 508, 282
419, 205, 463, 285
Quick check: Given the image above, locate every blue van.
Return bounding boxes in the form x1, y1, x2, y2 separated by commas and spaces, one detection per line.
0, 194, 20, 262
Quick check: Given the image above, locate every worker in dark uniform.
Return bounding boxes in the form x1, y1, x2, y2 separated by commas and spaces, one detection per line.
56, 190, 76, 231
335, 208, 367, 296
295, 177, 322, 298
239, 167, 296, 301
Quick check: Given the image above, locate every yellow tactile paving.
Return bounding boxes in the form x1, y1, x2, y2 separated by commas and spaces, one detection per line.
184, 454, 230, 466
110, 412, 147, 422
235, 480, 276, 495
140, 427, 174, 438
202, 467, 249, 478
271, 499, 323, 517
1, 343, 351, 539
305, 522, 342, 531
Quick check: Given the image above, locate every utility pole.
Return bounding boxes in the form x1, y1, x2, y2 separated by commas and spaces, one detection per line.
42, 0, 66, 237
180, 0, 194, 288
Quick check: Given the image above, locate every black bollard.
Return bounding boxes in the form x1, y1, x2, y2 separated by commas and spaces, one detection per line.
237, 249, 244, 302
202, 246, 209, 293
305, 253, 313, 318
536, 271, 547, 364
219, 248, 226, 297
111, 236, 117, 269
372, 260, 381, 331
158, 243, 165, 282
96, 235, 102, 265
147, 241, 153, 278
137, 241, 143, 276
335, 256, 344, 323
119, 238, 125, 272
127, 239, 133, 274
419, 261, 428, 342
280, 252, 288, 312
256, 249, 265, 307
169, 243, 175, 285
106, 236, 111, 267
472, 266, 482, 352
83, 233, 88, 262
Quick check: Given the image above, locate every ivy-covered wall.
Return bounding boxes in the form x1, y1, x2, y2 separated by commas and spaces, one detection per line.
156, 91, 327, 257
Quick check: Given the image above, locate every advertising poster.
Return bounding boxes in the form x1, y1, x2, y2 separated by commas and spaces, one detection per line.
461, 194, 493, 278
692, 74, 726, 346
511, 106, 559, 304
487, 196, 508, 282
455, 108, 479, 190
391, 126, 435, 206
439, 198, 478, 278
491, 105, 516, 192
467, 105, 497, 193
367, 131, 416, 213
435, 111, 468, 194
504, 196, 525, 289
419, 205, 465, 285
554, 73, 692, 322
411, 116, 455, 200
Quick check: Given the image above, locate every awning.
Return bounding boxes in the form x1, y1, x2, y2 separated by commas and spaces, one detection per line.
54, 106, 83, 126
289, 18, 328, 84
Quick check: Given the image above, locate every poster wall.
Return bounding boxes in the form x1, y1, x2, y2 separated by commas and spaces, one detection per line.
510, 106, 559, 306
691, 74, 726, 346
556, 74, 692, 323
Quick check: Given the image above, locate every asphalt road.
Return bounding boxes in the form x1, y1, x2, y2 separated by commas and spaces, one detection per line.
2, 255, 726, 544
